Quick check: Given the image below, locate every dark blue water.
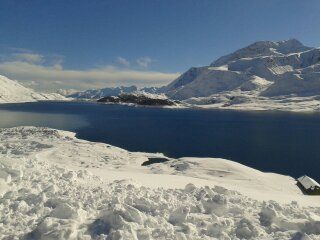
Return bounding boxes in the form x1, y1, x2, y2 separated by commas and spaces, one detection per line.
0, 101, 319, 181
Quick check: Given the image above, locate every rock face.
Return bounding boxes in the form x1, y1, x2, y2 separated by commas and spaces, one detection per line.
165, 39, 320, 100
0, 75, 67, 103
97, 92, 176, 106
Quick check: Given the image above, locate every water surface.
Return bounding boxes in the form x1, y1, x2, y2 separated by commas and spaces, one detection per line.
0, 101, 319, 181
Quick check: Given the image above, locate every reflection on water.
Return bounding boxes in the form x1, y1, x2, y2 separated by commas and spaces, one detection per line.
0, 110, 88, 130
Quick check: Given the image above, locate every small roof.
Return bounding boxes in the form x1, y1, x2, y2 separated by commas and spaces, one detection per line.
297, 175, 320, 190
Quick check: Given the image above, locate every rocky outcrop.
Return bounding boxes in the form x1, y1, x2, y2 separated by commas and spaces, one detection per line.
97, 92, 177, 106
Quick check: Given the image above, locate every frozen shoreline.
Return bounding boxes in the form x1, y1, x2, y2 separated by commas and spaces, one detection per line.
0, 126, 319, 239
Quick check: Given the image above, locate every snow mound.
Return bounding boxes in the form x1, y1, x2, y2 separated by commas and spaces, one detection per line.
0, 127, 319, 239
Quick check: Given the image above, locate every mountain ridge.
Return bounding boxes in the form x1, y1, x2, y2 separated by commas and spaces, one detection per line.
68, 86, 138, 99
165, 39, 320, 101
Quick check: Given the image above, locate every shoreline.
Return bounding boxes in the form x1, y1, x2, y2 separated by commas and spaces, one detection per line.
2, 99, 320, 114
1, 126, 319, 205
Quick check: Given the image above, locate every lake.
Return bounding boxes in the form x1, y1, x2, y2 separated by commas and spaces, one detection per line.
0, 101, 319, 181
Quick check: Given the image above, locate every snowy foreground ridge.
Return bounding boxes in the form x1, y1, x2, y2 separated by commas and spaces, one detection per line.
0, 127, 320, 239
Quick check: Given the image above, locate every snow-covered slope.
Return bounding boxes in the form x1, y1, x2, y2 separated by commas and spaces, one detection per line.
165, 39, 320, 111
0, 75, 67, 103
0, 127, 319, 239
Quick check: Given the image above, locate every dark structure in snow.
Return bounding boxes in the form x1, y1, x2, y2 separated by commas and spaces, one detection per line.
297, 175, 320, 195
141, 157, 169, 166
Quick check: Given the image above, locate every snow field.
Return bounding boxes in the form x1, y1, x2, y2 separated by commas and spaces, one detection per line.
0, 127, 319, 239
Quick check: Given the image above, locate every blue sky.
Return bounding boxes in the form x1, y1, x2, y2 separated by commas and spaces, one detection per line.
0, 0, 319, 91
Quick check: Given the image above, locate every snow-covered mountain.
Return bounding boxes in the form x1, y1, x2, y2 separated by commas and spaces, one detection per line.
0, 75, 67, 103
165, 39, 320, 105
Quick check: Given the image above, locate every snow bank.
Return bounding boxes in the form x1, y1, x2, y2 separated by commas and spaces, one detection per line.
0, 127, 319, 239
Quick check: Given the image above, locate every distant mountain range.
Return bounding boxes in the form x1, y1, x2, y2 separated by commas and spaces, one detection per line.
68, 86, 138, 99
68, 85, 164, 99
70, 39, 320, 109
165, 39, 320, 100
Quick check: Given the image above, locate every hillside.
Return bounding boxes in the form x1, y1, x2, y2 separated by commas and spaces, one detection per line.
164, 39, 320, 111
0, 75, 67, 103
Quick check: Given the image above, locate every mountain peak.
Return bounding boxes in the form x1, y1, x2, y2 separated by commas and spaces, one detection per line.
275, 38, 309, 54
211, 39, 311, 67
277, 38, 302, 45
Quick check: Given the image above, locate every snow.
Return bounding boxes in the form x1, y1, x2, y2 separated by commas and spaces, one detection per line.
0, 75, 68, 104
0, 126, 319, 239
185, 93, 320, 112
127, 91, 169, 100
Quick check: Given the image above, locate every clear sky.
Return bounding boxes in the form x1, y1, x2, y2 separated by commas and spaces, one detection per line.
0, 0, 320, 91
